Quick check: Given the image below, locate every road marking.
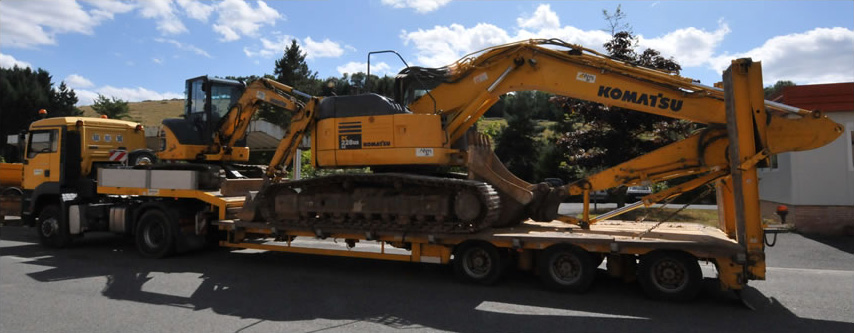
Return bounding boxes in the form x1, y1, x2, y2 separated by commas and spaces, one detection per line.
475, 301, 648, 319
3, 255, 52, 262
766, 266, 854, 276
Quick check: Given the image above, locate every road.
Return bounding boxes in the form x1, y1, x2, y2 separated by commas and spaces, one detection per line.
1, 218, 852, 333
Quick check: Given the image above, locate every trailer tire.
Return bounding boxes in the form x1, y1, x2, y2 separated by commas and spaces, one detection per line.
537, 245, 596, 293
135, 209, 176, 258
453, 242, 503, 285
37, 204, 71, 248
637, 251, 702, 301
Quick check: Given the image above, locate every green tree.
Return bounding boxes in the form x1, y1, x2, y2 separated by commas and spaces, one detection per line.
274, 40, 320, 95
764, 80, 796, 98
1, 66, 81, 161
548, 22, 692, 206
494, 92, 541, 182
91, 94, 130, 119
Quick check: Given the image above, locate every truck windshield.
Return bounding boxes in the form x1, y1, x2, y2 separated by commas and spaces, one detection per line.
27, 130, 57, 159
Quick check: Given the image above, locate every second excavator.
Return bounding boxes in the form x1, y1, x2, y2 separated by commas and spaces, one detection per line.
162, 39, 841, 236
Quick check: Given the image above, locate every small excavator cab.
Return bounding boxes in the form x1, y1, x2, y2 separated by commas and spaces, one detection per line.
184, 76, 245, 142
158, 76, 246, 161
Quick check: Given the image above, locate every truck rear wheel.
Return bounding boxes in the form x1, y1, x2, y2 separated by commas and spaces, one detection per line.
37, 204, 71, 248
637, 251, 702, 301
537, 245, 596, 292
453, 242, 504, 285
135, 209, 176, 258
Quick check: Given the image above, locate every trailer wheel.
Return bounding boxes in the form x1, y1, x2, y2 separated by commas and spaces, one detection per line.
37, 204, 71, 248
537, 245, 596, 292
637, 251, 702, 301
453, 242, 503, 285
135, 209, 176, 258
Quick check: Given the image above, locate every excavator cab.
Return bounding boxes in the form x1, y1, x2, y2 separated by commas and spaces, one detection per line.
158, 76, 248, 161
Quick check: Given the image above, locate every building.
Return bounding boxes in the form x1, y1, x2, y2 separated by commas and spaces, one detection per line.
758, 82, 854, 235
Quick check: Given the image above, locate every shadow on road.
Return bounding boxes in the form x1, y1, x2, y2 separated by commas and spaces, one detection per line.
801, 233, 854, 255
2, 225, 852, 333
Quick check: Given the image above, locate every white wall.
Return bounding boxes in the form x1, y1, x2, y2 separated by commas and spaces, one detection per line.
758, 153, 793, 203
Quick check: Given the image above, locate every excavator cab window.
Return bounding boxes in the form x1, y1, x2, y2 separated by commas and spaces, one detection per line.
184, 76, 245, 140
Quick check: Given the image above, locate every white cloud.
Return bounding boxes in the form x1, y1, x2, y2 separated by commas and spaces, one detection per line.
0, 0, 115, 48
303, 37, 345, 59
76, 86, 183, 106
0, 53, 32, 69
64, 74, 95, 89
212, 0, 281, 42
337, 61, 392, 76
85, 0, 136, 21
401, 4, 617, 68
244, 36, 347, 60
155, 38, 212, 58
382, 0, 452, 14
708, 27, 854, 85
400, 4, 730, 73
138, 0, 187, 35
516, 4, 560, 31
639, 21, 731, 67
243, 35, 295, 58
176, 0, 214, 22
402, 23, 513, 67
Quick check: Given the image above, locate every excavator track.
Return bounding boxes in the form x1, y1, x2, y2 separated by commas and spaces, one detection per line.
257, 173, 500, 234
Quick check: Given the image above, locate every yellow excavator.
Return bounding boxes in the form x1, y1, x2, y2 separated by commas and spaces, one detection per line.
159, 39, 841, 240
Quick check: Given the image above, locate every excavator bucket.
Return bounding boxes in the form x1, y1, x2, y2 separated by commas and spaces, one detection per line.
465, 131, 564, 226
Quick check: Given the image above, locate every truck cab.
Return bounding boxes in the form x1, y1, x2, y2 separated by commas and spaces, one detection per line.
19, 117, 148, 226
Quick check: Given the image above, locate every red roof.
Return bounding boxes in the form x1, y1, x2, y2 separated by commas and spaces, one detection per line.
777, 82, 854, 113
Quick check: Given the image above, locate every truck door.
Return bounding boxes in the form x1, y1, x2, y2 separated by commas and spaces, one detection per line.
22, 129, 61, 190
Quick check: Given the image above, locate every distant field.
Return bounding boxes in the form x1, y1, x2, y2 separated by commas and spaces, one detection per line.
79, 99, 183, 126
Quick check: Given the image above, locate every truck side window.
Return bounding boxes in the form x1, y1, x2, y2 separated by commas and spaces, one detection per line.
27, 130, 57, 159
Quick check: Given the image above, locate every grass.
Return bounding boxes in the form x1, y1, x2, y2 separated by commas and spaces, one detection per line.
79, 99, 184, 127
578, 207, 720, 227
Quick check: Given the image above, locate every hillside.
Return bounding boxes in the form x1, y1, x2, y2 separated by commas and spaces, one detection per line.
79, 99, 183, 126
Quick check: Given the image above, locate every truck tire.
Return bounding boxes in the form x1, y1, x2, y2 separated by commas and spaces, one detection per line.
637, 251, 702, 301
453, 241, 504, 285
135, 209, 176, 258
537, 245, 597, 293
37, 204, 71, 248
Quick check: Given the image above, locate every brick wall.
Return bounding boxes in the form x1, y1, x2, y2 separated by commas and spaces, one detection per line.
760, 200, 854, 236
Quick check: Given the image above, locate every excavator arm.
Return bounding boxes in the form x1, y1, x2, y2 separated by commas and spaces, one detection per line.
399, 39, 842, 225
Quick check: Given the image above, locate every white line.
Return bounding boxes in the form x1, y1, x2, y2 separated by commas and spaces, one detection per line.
475, 301, 648, 319
766, 266, 854, 275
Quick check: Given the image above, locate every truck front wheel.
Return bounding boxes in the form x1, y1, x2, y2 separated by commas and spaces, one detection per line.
135, 209, 176, 258
37, 204, 71, 248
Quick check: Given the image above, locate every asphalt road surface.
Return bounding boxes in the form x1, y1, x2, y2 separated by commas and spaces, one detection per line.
1, 219, 852, 333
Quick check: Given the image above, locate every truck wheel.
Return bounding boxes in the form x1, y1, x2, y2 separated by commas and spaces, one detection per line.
37, 204, 71, 248
637, 251, 702, 301
135, 209, 175, 258
453, 242, 503, 285
537, 245, 596, 292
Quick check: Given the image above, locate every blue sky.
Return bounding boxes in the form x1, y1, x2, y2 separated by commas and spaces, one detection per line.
1, 0, 852, 106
